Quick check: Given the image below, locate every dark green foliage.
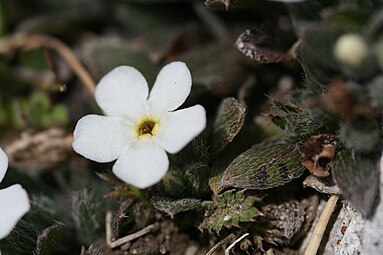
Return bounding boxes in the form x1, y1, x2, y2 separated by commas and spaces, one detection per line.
71, 190, 106, 245
270, 101, 324, 142
211, 97, 246, 157
0, 220, 38, 255
218, 142, 306, 192
36, 223, 70, 255
161, 138, 211, 198
179, 44, 248, 97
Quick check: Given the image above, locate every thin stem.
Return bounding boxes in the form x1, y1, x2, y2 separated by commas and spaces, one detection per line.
0, 33, 96, 95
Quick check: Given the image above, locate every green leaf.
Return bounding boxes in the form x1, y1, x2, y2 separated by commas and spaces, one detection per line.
36, 223, 69, 255
218, 142, 306, 192
332, 149, 380, 217
270, 100, 323, 141
162, 138, 210, 198
199, 190, 261, 233
71, 190, 105, 245
19, 49, 50, 70
161, 162, 211, 198
211, 97, 246, 157
81, 38, 159, 84
151, 196, 202, 218
179, 44, 248, 97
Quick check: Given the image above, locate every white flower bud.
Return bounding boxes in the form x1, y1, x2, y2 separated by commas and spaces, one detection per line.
334, 33, 368, 68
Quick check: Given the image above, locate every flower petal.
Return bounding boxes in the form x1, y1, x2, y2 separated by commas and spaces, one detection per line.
73, 114, 131, 163
155, 105, 206, 154
0, 184, 30, 239
148, 62, 192, 117
95, 66, 149, 121
0, 147, 8, 183
112, 141, 169, 189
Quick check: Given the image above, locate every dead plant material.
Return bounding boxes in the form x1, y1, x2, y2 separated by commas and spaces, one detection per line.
109, 224, 158, 249
205, 233, 237, 255
300, 134, 337, 177
304, 194, 340, 255
322, 78, 375, 119
224, 233, 249, 255
303, 175, 342, 195
5, 128, 74, 172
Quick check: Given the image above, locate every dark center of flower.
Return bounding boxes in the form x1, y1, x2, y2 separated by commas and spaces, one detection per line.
138, 121, 156, 136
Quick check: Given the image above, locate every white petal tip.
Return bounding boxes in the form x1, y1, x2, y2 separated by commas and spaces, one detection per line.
112, 144, 169, 189
0, 184, 30, 240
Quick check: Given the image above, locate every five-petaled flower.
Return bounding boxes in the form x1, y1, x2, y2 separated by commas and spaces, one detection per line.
0, 147, 30, 240
73, 61, 206, 189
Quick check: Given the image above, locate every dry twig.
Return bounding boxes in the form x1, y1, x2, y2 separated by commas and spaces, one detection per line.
304, 194, 340, 255
225, 233, 249, 255
0, 33, 96, 95
205, 233, 237, 255
105, 211, 113, 246
109, 223, 158, 249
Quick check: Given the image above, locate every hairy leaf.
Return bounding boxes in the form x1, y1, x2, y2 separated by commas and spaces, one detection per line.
36, 223, 69, 255
235, 24, 294, 63
270, 101, 323, 141
151, 196, 202, 218
211, 97, 246, 157
218, 142, 306, 192
0, 220, 37, 255
332, 149, 380, 217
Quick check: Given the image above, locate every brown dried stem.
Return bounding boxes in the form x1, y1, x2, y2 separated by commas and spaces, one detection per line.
206, 226, 250, 255
109, 223, 158, 249
304, 194, 340, 255
0, 33, 96, 95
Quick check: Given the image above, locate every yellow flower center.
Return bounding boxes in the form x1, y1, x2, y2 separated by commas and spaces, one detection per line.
134, 116, 159, 139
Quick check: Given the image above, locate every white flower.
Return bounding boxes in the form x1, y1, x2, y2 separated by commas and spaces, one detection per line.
73, 61, 206, 189
0, 147, 30, 240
